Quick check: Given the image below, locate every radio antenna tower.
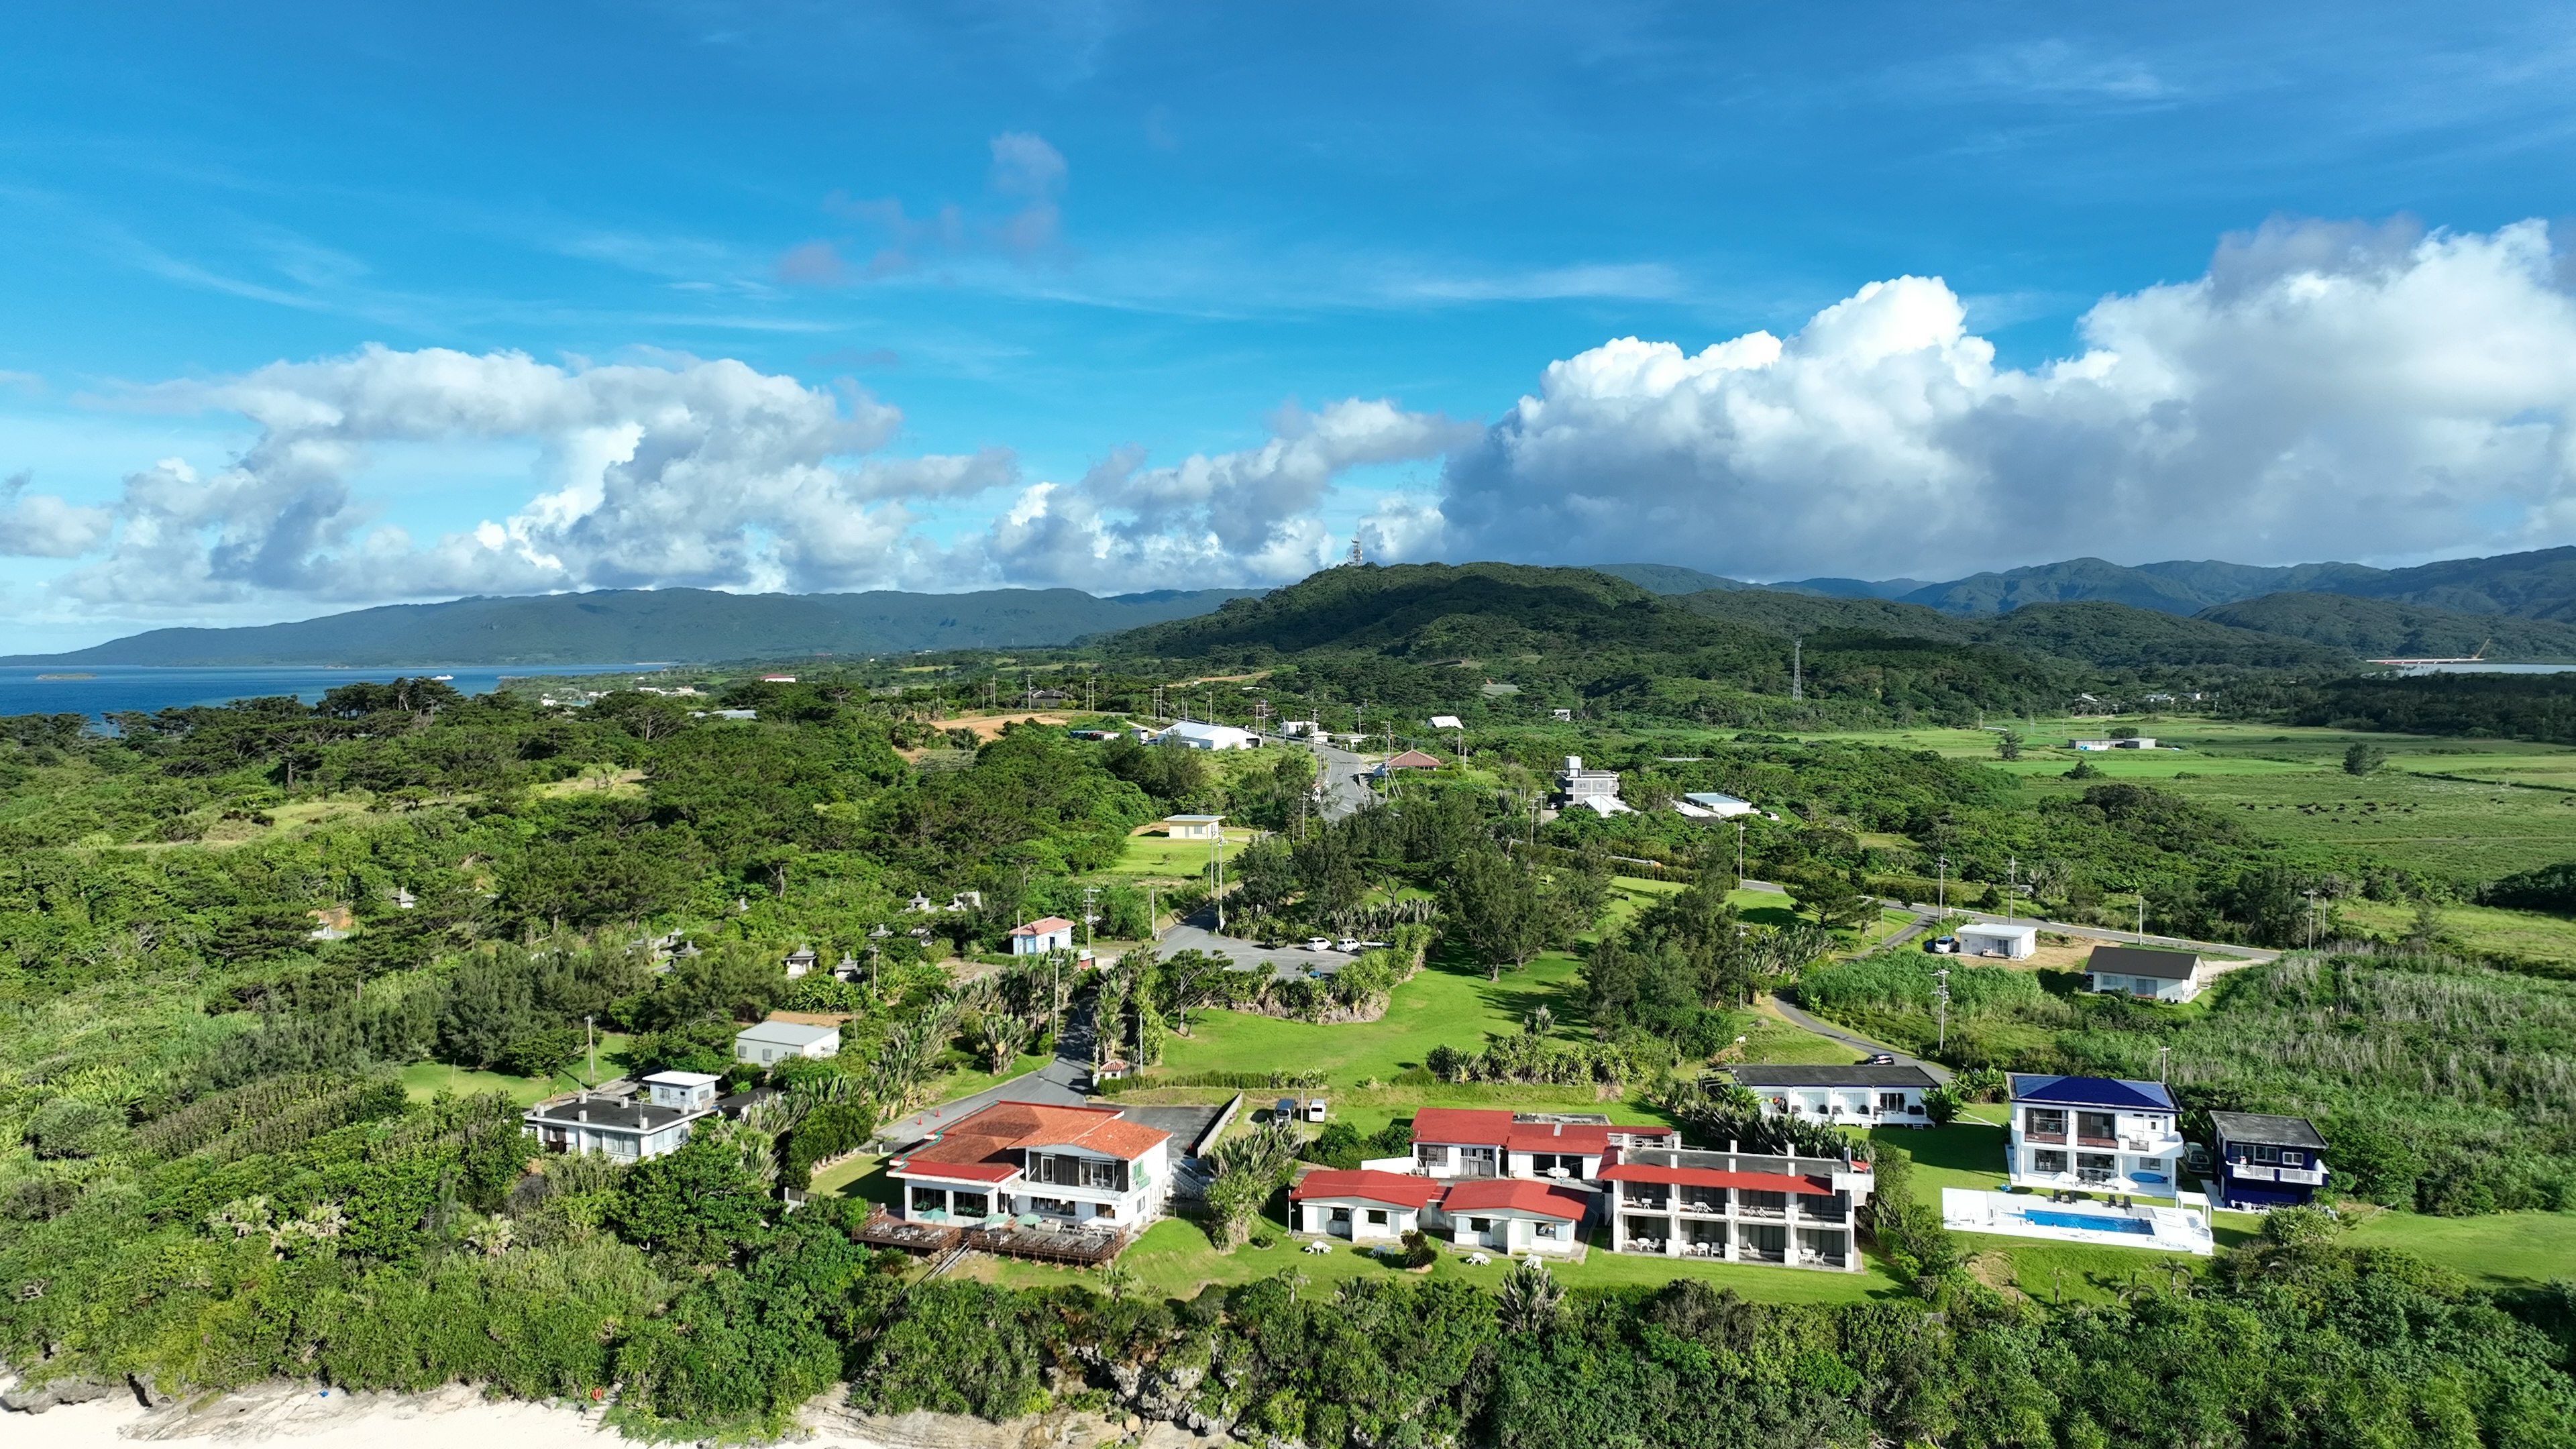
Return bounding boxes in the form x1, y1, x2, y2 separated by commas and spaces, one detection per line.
1346, 536, 1364, 566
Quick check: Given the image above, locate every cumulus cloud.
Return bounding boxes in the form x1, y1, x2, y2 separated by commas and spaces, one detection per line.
961, 398, 1473, 590
0, 471, 114, 558
1436, 218, 2576, 576
46, 345, 1014, 609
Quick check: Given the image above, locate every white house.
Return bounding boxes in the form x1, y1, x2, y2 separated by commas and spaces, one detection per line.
1289, 1169, 1444, 1241
1678, 791, 1758, 819
1725, 1063, 1939, 1127
1428, 714, 1464, 730
735, 1018, 841, 1065
1159, 721, 1261, 751
1603, 1142, 1874, 1271
1163, 814, 1225, 841
521, 1070, 719, 1161
1957, 922, 2038, 959
1556, 756, 1625, 811
1438, 1179, 1590, 1256
1008, 916, 1077, 955
1277, 720, 1321, 738
2084, 945, 2207, 1004
1408, 1108, 1678, 1183
887, 1099, 1173, 1230
2007, 1073, 2186, 1195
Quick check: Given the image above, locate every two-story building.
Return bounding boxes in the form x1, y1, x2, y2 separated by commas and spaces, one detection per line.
1725, 1064, 1939, 1127
1601, 1142, 1874, 1271
1407, 1108, 1678, 1183
2208, 1111, 2330, 1211
2007, 1074, 2185, 1195
521, 1070, 720, 1161
886, 1099, 1173, 1230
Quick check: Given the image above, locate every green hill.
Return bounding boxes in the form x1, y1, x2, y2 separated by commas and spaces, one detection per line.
1589, 562, 1753, 594
1, 586, 1265, 667
2199, 592, 2576, 660
1966, 600, 2355, 669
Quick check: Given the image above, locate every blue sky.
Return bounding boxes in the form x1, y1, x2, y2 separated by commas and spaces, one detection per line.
5, 3, 2576, 649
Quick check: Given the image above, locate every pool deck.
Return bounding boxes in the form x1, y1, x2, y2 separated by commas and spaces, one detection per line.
1941, 1187, 2214, 1255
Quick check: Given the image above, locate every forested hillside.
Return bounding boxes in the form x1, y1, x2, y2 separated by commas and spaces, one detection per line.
0, 585, 1265, 668
2201, 592, 2576, 660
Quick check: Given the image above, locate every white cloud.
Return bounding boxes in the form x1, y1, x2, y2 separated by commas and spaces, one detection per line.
1436, 218, 2576, 576
0, 470, 114, 557
44, 345, 1014, 609
961, 398, 1472, 590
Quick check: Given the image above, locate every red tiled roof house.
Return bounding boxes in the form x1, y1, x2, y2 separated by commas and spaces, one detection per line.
887, 1099, 1171, 1230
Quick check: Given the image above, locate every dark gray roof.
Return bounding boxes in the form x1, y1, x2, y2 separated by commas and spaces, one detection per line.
2208, 1112, 2328, 1150
524, 1095, 712, 1134
2086, 945, 2201, 979
1725, 1064, 1938, 1089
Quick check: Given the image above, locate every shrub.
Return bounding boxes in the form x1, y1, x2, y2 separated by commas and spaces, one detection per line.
25, 1097, 125, 1159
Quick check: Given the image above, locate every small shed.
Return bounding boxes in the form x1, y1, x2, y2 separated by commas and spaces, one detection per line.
783, 946, 818, 979
1956, 922, 2039, 959
1009, 916, 1077, 956
735, 1020, 841, 1065
1163, 814, 1225, 840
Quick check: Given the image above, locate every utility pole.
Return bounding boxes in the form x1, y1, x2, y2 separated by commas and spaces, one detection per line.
1212, 826, 1226, 932
2135, 893, 2145, 943
584, 1015, 596, 1085
1083, 883, 1100, 959
1790, 639, 1803, 702
1737, 819, 1748, 881
1933, 967, 1951, 1053
2306, 888, 2318, 951
2157, 1044, 2171, 1085
1937, 855, 1948, 920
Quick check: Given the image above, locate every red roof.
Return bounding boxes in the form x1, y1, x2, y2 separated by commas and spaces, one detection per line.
1438, 1179, 1591, 1220
1597, 1163, 1837, 1197
1289, 1169, 1444, 1210
1383, 750, 1443, 769
890, 1098, 1171, 1182
1010, 917, 1075, 936
1411, 1108, 1514, 1146
1503, 1122, 1676, 1152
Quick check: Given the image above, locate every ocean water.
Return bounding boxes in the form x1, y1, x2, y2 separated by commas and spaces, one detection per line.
0, 664, 649, 721
2394, 662, 2576, 676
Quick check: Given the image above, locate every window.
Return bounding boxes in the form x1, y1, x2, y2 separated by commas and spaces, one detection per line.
2253, 1143, 2282, 1165
1094, 1203, 1117, 1220
1468, 1218, 1492, 1234
1537, 1222, 1562, 1239
1878, 1093, 1908, 1111
910, 1187, 947, 1213
952, 1192, 989, 1218
1366, 1209, 1389, 1226
2033, 1150, 2068, 1175
1029, 1196, 1077, 1216
2027, 1109, 2067, 1141
2282, 1150, 2306, 1167
1330, 1206, 1352, 1223
2077, 1153, 2115, 1183
1417, 1144, 1451, 1169
2076, 1112, 2116, 1145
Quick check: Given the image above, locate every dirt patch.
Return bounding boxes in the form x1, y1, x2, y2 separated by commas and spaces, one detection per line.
929, 712, 1072, 741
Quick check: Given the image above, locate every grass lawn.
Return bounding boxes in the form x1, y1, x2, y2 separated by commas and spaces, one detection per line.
397, 1032, 633, 1104
2334, 896, 2576, 967
921, 1049, 1056, 1106
810, 1152, 898, 1209
1109, 830, 1255, 877
1157, 943, 1588, 1085
957, 1209, 1902, 1305
2345, 1208, 2576, 1286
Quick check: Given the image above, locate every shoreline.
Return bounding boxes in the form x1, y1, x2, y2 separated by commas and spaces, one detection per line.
0, 1375, 1170, 1449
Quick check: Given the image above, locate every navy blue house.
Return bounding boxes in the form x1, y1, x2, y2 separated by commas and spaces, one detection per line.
2208, 1111, 2330, 1210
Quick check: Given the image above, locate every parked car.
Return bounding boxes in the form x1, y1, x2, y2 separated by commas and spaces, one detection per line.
1306, 937, 1332, 952
1924, 936, 1958, 954
1336, 938, 1363, 953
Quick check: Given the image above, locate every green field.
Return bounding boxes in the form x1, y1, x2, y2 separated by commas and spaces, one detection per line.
2335, 896, 2576, 966
2345, 1208, 2576, 1286
396, 1032, 633, 1104
1109, 830, 1255, 877
958, 1208, 1900, 1304
1157, 945, 1589, 1084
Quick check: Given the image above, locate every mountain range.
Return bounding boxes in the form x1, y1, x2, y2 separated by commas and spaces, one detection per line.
7, 545, 2574, 669
0, 587, 1267, 667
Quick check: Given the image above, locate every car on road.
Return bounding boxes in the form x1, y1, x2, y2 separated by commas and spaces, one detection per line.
1863, 1053, 1898, 1066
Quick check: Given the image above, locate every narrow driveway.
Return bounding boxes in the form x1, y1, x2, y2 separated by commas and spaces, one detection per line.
873, 995, 1095, 1148
1762, 997, 1954, 1085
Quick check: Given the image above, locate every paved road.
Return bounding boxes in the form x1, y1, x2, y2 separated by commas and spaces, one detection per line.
1301, 735, 1377, 821
1161, 907, 1358, 981
873, 994, 1097, 1148
1763, 998, 1954, 1084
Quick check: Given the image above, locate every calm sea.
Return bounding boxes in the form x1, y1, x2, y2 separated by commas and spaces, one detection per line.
2394, 663, 2576, 676
0, 664, 651, 721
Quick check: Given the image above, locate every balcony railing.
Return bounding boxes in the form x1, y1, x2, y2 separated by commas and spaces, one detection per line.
2026, 1129, 2067, 1144
2076, 1134, 2118, 1148
2276, 1167, 2328, 1185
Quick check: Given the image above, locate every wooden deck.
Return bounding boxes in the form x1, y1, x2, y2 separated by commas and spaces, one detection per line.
855, 1212, 963, 1253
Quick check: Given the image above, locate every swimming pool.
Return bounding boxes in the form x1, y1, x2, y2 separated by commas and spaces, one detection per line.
2021, 1209, 2152, 1235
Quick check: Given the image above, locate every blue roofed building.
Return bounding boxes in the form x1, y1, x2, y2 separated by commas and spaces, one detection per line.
2208, 1112, 2330, 1212
2006, 1074, 2185, 1196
